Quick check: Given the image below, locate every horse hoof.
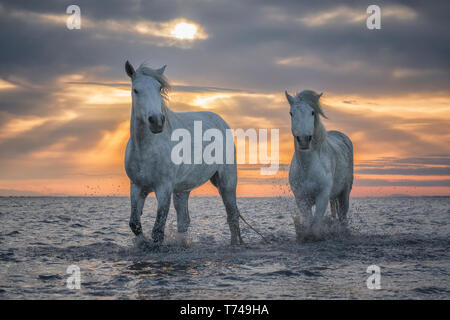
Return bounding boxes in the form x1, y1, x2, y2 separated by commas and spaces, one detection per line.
134, 234, 159, 251
231, 239, 242, 246
148, 242, 162, 252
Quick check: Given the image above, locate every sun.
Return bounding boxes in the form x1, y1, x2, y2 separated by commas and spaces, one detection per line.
171, 22, 197, 39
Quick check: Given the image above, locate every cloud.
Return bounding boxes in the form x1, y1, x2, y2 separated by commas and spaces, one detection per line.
0, 188, 46, 196
356, 167, 450, 176
355, 179, 450, 187
0, 3, 208, 48
0, 78, 17, 90
276, 55, 364, 74
354, 155, 450, 177
0, 111, 77, 140
88, 18, 208, 48
65, 80, 245, 93
392, 68, 446, 79
1, 1, 449, 95
299, 5, 417, 27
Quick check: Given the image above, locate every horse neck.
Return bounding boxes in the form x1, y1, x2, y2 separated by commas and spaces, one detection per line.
294, 117, 327, 166
312, 117, 327, 148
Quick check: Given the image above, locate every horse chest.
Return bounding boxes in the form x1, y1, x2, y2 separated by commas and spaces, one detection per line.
290, 160, 329, 195
125, 150, 163, 187
126, 159, 149, 184
301, 169, 321, 191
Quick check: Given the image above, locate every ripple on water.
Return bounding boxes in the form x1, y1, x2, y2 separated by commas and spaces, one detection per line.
38, 274, 63, 281
413, 286, 450, 295
263, 269, 299, 277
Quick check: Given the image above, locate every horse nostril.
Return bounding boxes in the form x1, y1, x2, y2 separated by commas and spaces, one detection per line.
148, 116, 155, 124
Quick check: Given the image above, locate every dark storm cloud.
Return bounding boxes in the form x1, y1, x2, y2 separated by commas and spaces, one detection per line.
0, 0, 448, 93
0, 88, 54, 117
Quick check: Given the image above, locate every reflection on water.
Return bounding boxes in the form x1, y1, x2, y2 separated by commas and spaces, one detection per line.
123, 260, 200, 277
0, 196, 449, 299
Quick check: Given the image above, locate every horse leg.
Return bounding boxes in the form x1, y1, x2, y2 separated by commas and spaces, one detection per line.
212, 171, 243, 245
173, 191, 191, 233
294, 196, 312, 239
129, 183, 147, 236
330, 198, 338, 220
337, 187, 350, 225
151, 186, 172, 246
311, 190, 330, 236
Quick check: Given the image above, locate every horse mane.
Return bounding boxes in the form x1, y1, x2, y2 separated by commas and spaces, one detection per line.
294, 90, 328, 147
294, 90, 327, 119
136, 63, 171, 101
135, 63, 173, 130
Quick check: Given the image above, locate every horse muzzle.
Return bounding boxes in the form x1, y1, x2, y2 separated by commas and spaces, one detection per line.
148, 114, 165, 134
296, 135, 312, 150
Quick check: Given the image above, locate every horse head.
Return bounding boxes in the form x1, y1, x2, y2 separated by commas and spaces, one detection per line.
125, 60, 168, 134
285, 90, 326, 151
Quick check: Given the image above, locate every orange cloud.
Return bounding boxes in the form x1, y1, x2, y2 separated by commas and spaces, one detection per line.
0, 77, 449, 197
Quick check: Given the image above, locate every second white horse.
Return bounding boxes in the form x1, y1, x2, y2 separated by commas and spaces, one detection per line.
286, 90, 353, 239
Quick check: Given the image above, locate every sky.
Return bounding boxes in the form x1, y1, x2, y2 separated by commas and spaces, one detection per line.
0, 0, 449, 197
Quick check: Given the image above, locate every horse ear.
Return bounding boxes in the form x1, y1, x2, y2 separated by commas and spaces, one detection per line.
317, 92, 323, 99
156, 65, 166, 75
285, 90, 295, 105
125, 60, 135, 78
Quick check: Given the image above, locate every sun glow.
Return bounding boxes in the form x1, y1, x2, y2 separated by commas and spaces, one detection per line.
171, 22, 197, 39
0, 78, 17, 90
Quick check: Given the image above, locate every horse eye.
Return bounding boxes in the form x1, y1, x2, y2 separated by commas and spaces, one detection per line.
311, 111, 315, 116
289, 111, 292, 116
133, 89, 138, 94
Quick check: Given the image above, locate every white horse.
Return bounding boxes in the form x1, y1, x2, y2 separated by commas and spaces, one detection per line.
286, 90, 353, 239
124, 61, 242, 248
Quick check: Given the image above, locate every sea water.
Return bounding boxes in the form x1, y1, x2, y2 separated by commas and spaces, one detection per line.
0, 196, 449, 299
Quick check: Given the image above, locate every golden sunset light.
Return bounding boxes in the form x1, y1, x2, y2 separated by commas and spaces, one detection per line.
0, 78, 17, 90
0, 2, 448, 199
0, 79, 448, 197
171, 22, 198, 39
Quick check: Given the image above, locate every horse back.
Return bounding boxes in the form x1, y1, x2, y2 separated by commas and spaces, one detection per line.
327, 130, 353, 155
174, 110, 231, 131
327, 130, 354, 190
